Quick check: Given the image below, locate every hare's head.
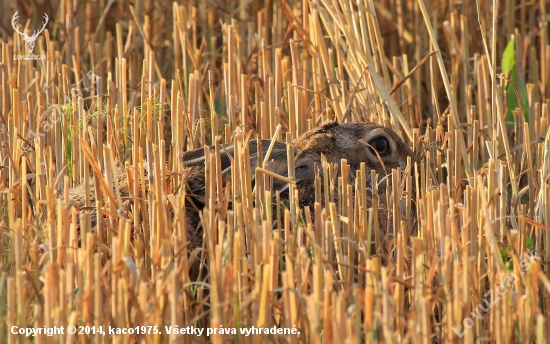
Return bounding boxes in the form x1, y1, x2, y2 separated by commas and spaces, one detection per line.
175, 121, 415, 245
293, 121, 413, 180
291, 121, 415, 233
179, 121, 413, 207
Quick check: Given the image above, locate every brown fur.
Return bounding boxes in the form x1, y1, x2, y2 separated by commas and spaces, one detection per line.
63, 121, 413, 259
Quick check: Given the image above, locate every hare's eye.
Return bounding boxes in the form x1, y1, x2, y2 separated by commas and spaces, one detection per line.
369, 137, 391, 156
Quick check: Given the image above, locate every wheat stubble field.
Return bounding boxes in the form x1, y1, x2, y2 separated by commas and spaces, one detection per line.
0, 0, 549, 342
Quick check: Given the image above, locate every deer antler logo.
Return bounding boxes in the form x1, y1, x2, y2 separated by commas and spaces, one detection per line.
11, 11, 49, 54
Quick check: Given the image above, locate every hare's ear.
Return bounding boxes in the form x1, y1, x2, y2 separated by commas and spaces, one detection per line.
181, 139, 285, 171
261, 148, 318, 195
180, 146, 208, 166
218, 139, 284, 171
260, 148, 294, 195
180, 143, 238, 170
225, 139, 286, 170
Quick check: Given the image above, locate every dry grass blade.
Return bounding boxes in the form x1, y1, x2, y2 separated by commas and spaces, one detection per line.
1, 0, 549, 343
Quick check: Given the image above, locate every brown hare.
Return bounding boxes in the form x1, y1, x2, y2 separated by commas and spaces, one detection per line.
64, 121, 413, 255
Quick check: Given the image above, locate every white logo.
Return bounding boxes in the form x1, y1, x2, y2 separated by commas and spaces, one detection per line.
11, 11, 49, 54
